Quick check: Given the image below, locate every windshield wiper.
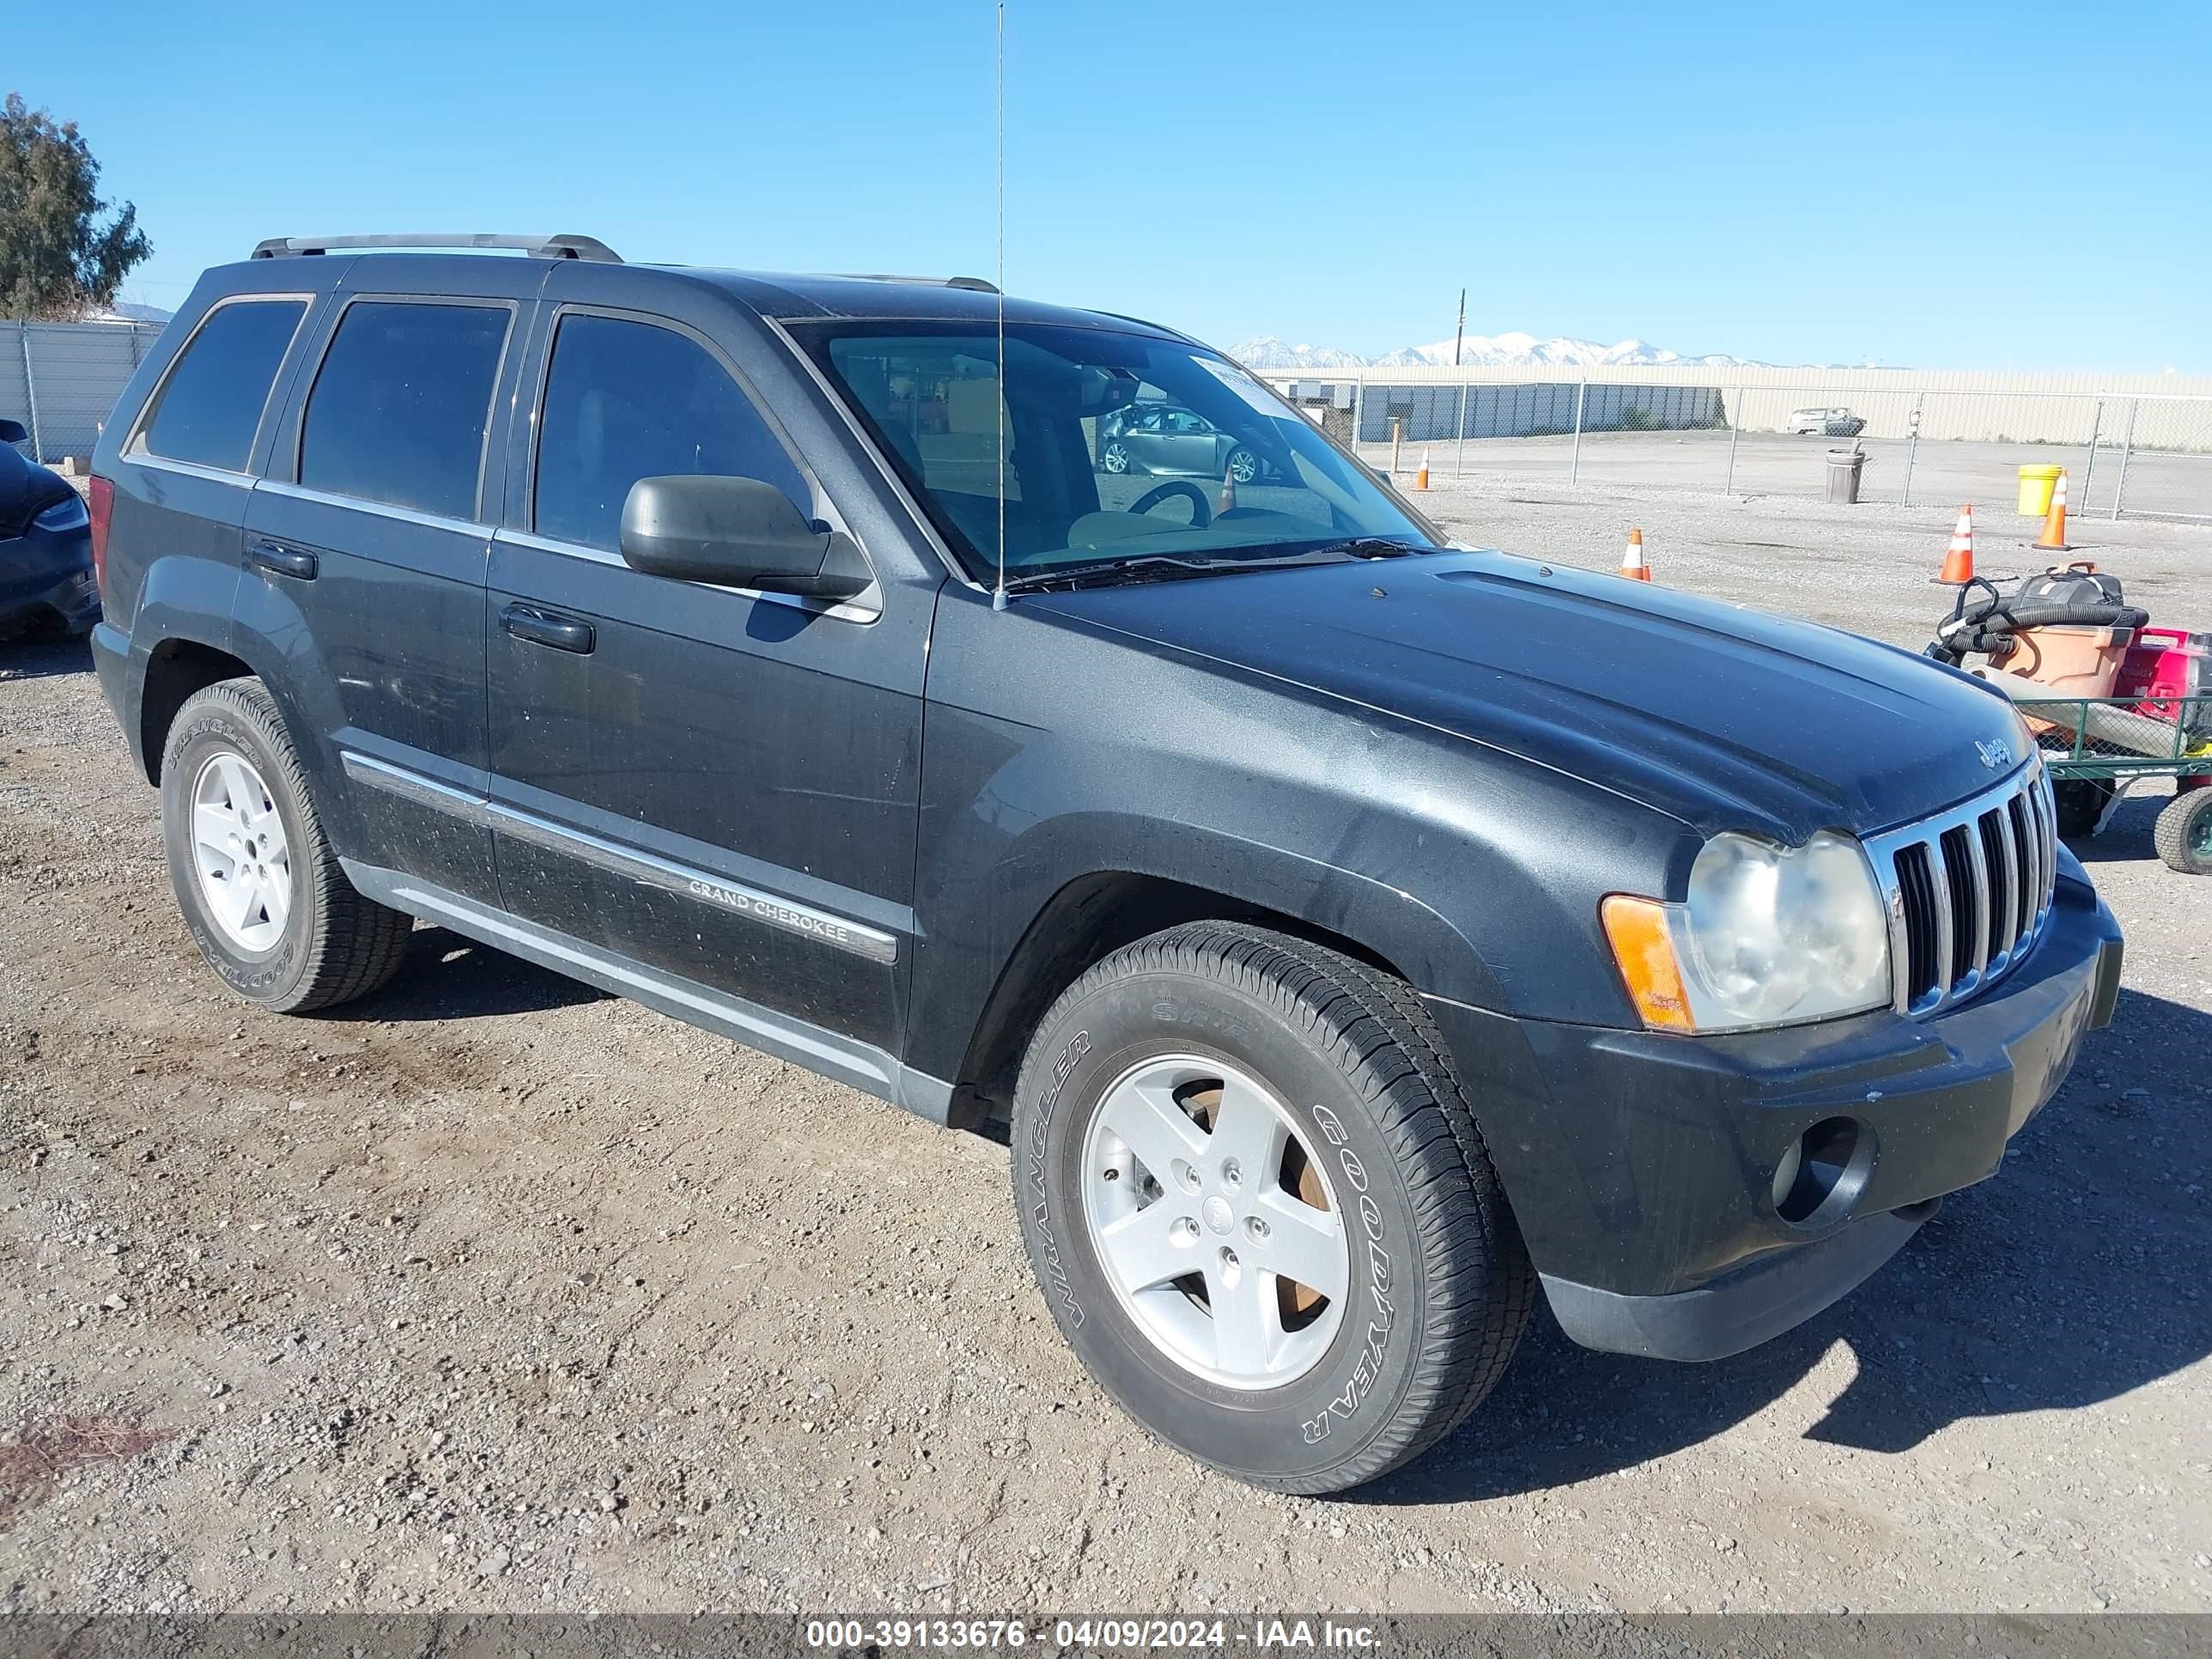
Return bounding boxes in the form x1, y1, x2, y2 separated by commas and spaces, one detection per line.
999, 555, 1241, 593
998, 538, 1435, 595
1298, 536, 1429, 560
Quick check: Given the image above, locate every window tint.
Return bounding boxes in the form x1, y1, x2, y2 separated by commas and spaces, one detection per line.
534, 313, 810, 552
299, 301, 510, 520
137, 299, 306, 471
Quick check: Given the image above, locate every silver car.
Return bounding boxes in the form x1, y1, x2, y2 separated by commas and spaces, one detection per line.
1788, 406, 1867, 437
1099, 403, 1261, 482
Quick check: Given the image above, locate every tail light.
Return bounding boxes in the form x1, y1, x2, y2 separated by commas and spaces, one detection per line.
88, 475, 114, 594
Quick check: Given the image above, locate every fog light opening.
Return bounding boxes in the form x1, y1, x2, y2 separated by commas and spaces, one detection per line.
1775, 1116, 1869, 1225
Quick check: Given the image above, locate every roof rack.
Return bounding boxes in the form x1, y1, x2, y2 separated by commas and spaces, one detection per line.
823, 272, 1000, 295
250, 233, 622, 264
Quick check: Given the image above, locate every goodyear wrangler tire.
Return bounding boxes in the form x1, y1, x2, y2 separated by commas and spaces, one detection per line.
1010, 921, 1534, 1493
160, 678, 413, 1014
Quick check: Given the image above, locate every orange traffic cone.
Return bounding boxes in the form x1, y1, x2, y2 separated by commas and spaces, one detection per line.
1415, 452, 1431, 491
1217, 460, 1237, 517
1620, 527, 1650, 581
1938, 505, 1975, 584
2035, 471, 2072, 551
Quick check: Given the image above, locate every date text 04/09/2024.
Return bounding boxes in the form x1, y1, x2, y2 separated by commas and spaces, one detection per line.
801, 1618, 1381, 1650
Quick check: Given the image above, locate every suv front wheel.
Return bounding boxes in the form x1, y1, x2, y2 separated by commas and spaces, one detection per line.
160, 678, 413, 1012
1011, 921, 1534, 1492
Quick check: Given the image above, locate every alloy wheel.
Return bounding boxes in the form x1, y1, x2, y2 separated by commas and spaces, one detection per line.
1079, 1054, 1348, 1389
189, 750, 294, 952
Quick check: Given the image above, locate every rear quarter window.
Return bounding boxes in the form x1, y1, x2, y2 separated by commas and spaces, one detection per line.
134, 298, 307, 471
298, 301, 512, 520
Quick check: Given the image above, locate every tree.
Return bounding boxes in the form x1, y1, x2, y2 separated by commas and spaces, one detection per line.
0, 92, 152, 319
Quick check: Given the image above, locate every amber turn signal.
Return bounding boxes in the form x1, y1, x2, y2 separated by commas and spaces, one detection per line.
1600, 894, 1696, 1033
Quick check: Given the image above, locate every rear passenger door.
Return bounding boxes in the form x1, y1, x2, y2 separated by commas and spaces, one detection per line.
485, 283, 923, 1061
242, 265, 531, 903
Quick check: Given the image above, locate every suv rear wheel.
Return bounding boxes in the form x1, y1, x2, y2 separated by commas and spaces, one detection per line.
160, 678, 412, 1012
1010, 921, 1533, 1492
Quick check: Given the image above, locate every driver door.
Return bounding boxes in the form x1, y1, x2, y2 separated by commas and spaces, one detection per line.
486, 283, 926, 1058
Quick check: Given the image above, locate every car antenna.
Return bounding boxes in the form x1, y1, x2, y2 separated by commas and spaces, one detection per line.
992, 0, 1011, 612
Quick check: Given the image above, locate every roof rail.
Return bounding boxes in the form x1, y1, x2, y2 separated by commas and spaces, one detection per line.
823, 272, 1000, 295
250, 234, 622, 264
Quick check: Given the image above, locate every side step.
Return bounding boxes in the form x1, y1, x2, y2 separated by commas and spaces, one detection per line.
341, 860, 955, 1124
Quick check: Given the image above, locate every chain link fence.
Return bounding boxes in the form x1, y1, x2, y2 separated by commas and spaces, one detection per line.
1, 319, 170, 465
1273, 372, 2212, 522
10, 319, 2206, 525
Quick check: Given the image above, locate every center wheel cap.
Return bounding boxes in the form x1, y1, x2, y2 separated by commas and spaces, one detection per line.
1201, 1195, 1236, 1235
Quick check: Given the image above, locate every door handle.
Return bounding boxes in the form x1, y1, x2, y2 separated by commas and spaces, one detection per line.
501, 603, 595, 654
246, 539, 318, 580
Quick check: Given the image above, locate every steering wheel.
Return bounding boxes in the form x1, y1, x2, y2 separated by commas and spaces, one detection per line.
1127, 479, 1212, 528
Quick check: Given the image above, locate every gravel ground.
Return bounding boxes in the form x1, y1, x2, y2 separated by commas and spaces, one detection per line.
1, 477, 2209, 1617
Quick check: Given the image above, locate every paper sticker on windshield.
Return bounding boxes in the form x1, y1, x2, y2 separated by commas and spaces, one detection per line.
1194, 356, 1296, 423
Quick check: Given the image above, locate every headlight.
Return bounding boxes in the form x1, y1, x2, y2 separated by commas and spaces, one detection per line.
1602, 830, 1892, 1033
33, 494, 90, 533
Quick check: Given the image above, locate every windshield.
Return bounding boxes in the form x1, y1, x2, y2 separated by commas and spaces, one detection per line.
788, 319, 1439, 585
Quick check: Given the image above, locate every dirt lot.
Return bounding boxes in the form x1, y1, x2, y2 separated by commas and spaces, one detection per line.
2, 479, 2209, 1617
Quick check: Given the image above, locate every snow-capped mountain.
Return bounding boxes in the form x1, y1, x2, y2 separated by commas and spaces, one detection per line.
1220, 337, 1373, 370
1228, 332, 1753, 371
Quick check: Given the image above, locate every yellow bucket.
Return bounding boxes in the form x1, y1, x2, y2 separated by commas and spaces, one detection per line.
2017, 464, 2063, 517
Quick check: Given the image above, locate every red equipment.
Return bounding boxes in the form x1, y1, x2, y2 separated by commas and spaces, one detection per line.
2116, 627, 2212, 724
2115, 626, 2212, 788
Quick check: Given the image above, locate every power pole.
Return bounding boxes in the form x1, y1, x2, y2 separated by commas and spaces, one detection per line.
1453, 287, 1467, 367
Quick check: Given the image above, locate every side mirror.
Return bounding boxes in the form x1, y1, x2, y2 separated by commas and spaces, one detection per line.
0, 418, 27, 447
618, 475, 869, 600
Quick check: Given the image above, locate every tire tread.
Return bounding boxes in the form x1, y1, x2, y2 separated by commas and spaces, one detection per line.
2154, 787, 2212, 875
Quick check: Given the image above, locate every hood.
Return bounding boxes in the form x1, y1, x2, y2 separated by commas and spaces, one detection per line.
1032, 550, 2024, 844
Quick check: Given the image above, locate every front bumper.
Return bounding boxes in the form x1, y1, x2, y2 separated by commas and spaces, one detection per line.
0, 531, 100, 636
1425, 860, 2123, 1361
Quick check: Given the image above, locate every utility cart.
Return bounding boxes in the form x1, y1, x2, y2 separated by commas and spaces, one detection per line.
1928, 565, 2212, 874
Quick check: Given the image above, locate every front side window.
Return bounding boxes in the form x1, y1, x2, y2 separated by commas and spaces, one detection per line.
136, 298, 307, 471
299, 301, 510, 520
533, 313, 810, 553
792, 319, 1437, 586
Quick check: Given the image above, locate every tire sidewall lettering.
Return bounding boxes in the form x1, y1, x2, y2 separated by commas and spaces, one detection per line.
1024, 1027, 1093, 1328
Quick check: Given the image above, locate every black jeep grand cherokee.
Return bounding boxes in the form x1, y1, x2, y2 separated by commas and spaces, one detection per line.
88, 234, 2123, 1493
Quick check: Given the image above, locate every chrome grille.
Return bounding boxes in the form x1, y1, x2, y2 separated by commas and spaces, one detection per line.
1863, 763, 2056, 1017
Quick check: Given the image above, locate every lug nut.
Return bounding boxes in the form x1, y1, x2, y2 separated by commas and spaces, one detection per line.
1245, 1216, 1270, 1242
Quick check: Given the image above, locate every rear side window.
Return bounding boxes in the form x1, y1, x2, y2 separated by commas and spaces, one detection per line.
136, 298, 307, 471
299, 301, 511, 520
533, 313, 809, 553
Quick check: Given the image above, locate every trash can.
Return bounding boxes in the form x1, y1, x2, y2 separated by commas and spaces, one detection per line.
2017, 463, 2063, 517
1826, 446, 1867, 504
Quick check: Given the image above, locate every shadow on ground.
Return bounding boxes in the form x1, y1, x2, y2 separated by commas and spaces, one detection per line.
1364, 982, 2211, 1504
0, 634, 93, 681
331, 927, 610, 1023
2068, 789, 2185, 867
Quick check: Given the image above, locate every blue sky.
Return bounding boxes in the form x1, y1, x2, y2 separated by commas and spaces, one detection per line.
24, 0, 2211, 370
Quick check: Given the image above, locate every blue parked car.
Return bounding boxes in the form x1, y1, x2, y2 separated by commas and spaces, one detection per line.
0, 417, 100, 639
